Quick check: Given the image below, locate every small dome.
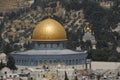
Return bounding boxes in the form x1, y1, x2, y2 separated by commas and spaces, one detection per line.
0, 53, 6, 58
32, 18, 67, 41
1, 67, 11, 74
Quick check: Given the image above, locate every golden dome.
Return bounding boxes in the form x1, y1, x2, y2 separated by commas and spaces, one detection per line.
32, 18, 67, 41
85, 27, 92, 33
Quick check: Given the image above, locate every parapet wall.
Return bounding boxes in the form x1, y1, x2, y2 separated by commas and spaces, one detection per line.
91, 61, 120, 70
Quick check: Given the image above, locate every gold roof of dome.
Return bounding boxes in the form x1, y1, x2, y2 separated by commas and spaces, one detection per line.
32, 18, 67, 41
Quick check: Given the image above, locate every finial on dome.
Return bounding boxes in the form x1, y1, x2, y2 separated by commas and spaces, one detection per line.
84, 22, 92, 33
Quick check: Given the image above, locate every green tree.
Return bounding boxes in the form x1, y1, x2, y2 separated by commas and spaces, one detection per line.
61, 0, 82, 11
3, 43, 13, 54
96, 40, 108, 49
64, 71, 69, 80
74, 76, 78, 80
7, 55, 17, 70
66, 30, 79, 50
0, 61, 5, 70
108, 55, 118, 62
81, 0, 120, 51
2, 43, 17, 70
88, 49, 120, 62
84, 40, 92, 50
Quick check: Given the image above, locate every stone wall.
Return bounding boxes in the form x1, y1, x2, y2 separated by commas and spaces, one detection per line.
91, 61, 120, 70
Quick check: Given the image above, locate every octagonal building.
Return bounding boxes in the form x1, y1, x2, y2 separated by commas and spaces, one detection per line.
12, 18, 87, 66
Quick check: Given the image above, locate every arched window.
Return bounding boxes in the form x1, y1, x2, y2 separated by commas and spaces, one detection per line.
59, 43, 63, 48
53, 44, 57, 48
79, 59, 81, 64
16, 59, 18, 63
57, 43, 59, 47
47, 44, 51, 48
24, 59, 26, 64
19, 59, 21, 63
35, 60, 38, 65
35, 43, 39, 48
31, 59, 34, 65
69, 60, 71, 65
44, 44, 47, 48
49, 60, 52, 63
54, 60, 57, 63
39, 60, 42, 64
72, 59, 75, 65
40, 44, 44, 48
44, 60, 47, 64
76, 59, 78, 64
66, 60, 68, 64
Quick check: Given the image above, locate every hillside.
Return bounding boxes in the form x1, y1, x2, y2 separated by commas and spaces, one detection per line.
0, 0, 33, 13
0, 0, 120, 62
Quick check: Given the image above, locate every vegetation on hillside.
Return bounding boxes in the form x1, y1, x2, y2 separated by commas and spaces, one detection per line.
0, 0, 120, 63
62, 0, 120, 62
0, 43, 17, 70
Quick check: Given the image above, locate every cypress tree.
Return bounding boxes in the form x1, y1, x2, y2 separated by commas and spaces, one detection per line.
74, 76, 78, 80
64, 71, 69, 80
